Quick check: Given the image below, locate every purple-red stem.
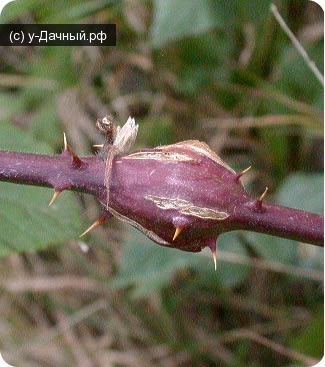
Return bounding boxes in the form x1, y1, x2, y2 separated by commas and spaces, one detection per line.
234, 202, 323, 245
0, 150, 323, 247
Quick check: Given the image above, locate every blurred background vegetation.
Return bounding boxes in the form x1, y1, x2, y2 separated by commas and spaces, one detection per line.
0, 0, 323, 366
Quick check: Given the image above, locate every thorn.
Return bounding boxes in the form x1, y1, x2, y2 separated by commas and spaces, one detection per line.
80, 217, 106, 237
49, 190, 62, 206
63, 132, 74, 154
63, 132, 68, 151
65, 148, 85, 168
235, 166, 251, 183
208, 240, 218, 271
254, 187, 269, 212
172, 227, 183, 241
72, 154, 84, 169
255, 187, 268, 211
259, 186, 268, 201
62, 132, 86, 169
212, 250, 217, 271
93, 144, 104, 148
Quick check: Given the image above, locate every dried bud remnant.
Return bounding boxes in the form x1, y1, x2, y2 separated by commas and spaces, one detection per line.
96, 115, 117, 145
114, 117, 139, 154
96, 116, 139, 206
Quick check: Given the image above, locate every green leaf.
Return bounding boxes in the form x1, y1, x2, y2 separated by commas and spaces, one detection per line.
244, 232, 297, 264
1, 0, 119, 23
50, 0, 120, 22
259, 127, 289, 179
114, 228, 249, 296
0, 120, 52, 154
150, 0, 271, 47
0, 121, 83, 256
289, 306, 324, 359
151, 0, 220, 47
0, 184, 83, 257
244, 173, 324, 268
275, 173, 324, 214
113, 227, 198, 297
139, 116, 175, 147
188, 233, 250, 289
29, 98, 63, 148
0, 92, 28, 122
212, 233, 249, 287
276, 40, 324, 107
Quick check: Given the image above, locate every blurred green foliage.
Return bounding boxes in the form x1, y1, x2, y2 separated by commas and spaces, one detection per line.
0, 122, 83, 257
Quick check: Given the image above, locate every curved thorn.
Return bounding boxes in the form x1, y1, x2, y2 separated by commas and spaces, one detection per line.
172, 227, 183, 241
80, 217, 106, 237
235, 166, 251, 183
63, 132, 68, 151
208, 240, 217, 271
255, 186, 269, 211
259, 186, 269, 202
212, 249, 217, 271
49, 190, 62, 206
62, 136, 86, 169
